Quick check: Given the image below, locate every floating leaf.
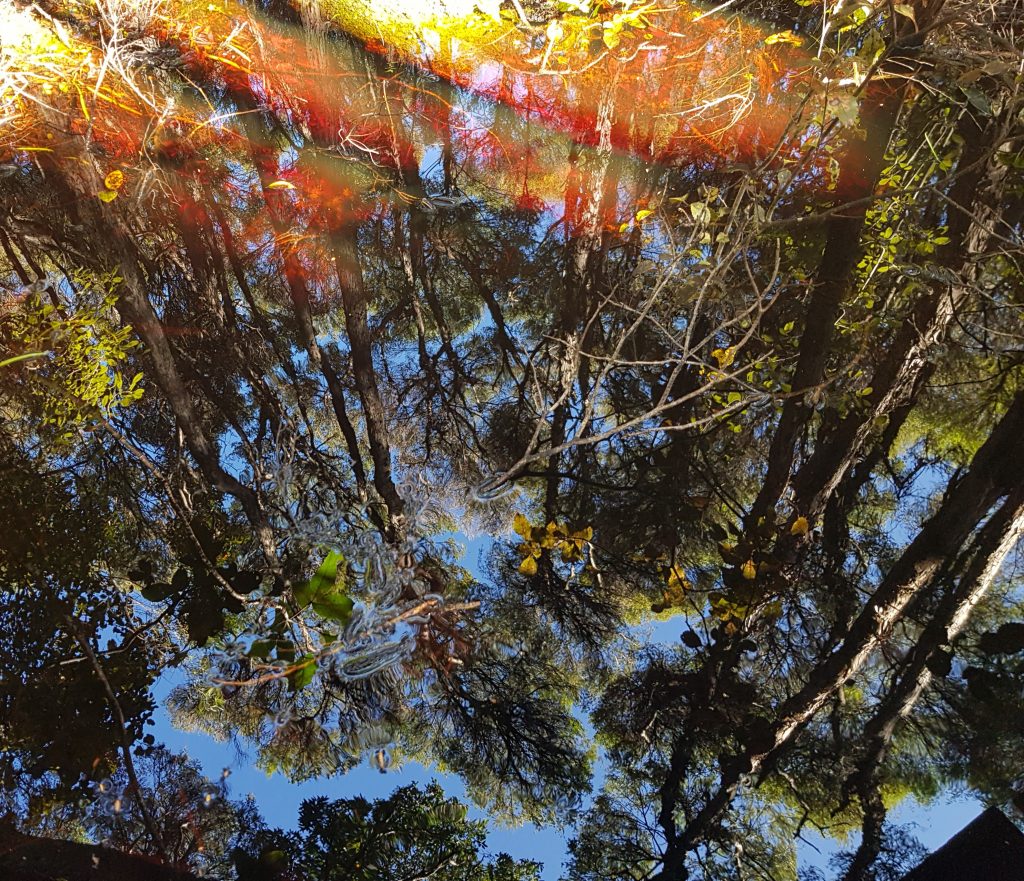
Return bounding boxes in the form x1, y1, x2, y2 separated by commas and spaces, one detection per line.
295, 550, 345, 607
97, 189, 118, 202
312, 595, 354, 624
309, 550, 343, 593
103, 170, 124, 190
741, 559, 757, 580
790, 516, 810, 537
248, 639, 274, 659
266, 180, 296, 190
765, 29, 803, 46
287, 655, 316, 691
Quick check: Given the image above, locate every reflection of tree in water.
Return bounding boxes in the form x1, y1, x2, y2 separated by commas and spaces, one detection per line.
2, 0, 1024, 878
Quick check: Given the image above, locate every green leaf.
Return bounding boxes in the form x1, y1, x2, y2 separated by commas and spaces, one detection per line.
248, 639, 274, 659
690, 201, 711, 224
287, 655, 317, 692
830, 93, 860, 128
312, 595, 354, 624
296, 550, 346, 607
961, 86, 992, 116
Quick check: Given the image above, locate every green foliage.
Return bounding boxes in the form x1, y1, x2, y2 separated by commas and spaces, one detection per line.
236, 782, 542, 881
2, 270, 143, 440
0, 440, 159, 808
294, 551, 354, 625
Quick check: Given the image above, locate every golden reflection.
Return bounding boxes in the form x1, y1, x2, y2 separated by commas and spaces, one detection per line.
1, 0, 825, 240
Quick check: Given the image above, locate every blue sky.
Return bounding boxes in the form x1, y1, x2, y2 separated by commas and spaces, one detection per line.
152, 689, 983, 880
148, 534, 985, 879
149, 532, 577, 875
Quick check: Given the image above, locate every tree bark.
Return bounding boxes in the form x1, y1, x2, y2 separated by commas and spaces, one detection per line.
841, 484, 1024, 881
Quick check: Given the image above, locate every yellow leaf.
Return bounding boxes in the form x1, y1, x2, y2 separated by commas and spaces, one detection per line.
97, 189, 118, 202
104, 170, 124, 191
765, 29, 803, 46
267, 180, 295, 190
741, 559, 757, 580
513, 513, 531, 539
667, 564, 689, 593
518, 555, 538, 577
711, 347, 736, 369
539, 522, 561, 548
790, 516, 810, 537
561, 543, 584, 563
893, 3, 916, 24
635, 209, 654, 222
